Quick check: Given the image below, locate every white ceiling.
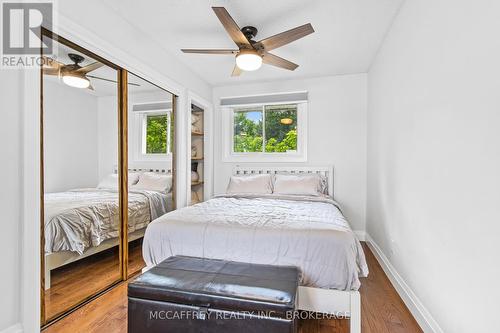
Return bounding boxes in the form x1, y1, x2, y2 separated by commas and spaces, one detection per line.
102, 0, 403, 86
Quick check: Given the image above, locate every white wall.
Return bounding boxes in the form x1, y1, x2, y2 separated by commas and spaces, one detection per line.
213, 74, 367, 231
367, 0, 500, 332
0, 70, 23, 331
96, 95, 118, 182
43, 81, 99, 192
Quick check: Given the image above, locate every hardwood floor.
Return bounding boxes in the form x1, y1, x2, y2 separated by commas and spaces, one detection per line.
299, 243, 422, 333
45, 239, 145, 320
44, 242, 422, 333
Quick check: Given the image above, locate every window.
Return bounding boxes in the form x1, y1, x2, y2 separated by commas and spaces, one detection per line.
233, 104, 298, 153
141, 111, 172, 156
223, 100, 307, 162
233, 108, 263, 152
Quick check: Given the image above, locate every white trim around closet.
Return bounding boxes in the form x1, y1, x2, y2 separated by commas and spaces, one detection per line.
22, 68, 41, 333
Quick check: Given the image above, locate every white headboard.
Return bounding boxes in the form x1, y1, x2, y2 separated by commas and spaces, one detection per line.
113, 164, 172, 175
233, 165, 334, 198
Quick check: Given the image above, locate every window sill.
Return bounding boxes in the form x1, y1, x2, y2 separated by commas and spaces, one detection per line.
133, 154, 172, 163
222, 152, 307, 163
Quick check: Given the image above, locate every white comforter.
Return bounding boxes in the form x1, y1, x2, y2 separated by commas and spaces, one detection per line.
143, 194, 369, 291
45, 188, 170, 255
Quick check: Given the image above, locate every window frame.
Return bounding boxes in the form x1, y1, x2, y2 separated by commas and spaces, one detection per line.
222, 101, 307, 162
135, 108, 172, 161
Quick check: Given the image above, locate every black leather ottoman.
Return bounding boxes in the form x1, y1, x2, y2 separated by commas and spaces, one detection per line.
128, 256, 299, 333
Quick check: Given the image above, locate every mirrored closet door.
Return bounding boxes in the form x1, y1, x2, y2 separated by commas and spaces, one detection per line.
126, 73, 176, 277
41, 32, 123, 323
40, 30, 178, 326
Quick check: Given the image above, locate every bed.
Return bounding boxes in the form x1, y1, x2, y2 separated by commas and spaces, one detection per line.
44, 167, 173, 290
142, 166, 367, 333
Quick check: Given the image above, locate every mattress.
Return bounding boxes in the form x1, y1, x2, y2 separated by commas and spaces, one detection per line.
44, 188, 171, 255
143, 194, 369, 291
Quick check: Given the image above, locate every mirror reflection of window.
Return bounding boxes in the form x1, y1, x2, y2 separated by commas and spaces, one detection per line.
42, 35, 121, 322
144, 113, 171, 154
127, 73, 175, 277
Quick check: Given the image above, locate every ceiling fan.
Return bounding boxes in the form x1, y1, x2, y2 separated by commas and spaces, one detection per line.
42, 53, 140, 90
181, 7, 314, 76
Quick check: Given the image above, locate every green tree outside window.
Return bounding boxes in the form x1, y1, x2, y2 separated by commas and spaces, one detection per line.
233, 104, 298, 153
146, 114, 169, 154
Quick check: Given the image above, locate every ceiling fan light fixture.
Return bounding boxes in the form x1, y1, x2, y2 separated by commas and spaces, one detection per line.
236, 50, 262, 71
62, 73, 90, 89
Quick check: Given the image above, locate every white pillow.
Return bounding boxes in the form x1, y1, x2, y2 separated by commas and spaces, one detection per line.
318, 174, 329, 195
226, 174, 273, 194
98, 173, 140, 189
97, 174, 119, 189
129, 172, 140, 186
273, 174, 322, 196
132, 172, 172, 193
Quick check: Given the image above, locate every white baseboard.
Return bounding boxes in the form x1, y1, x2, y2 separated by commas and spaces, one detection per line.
0, 324, 23, 333
365, 233, 443, 333
353, 230, 366, 241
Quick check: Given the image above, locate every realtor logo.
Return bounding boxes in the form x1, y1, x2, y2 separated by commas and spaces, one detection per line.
2, 2, 52, 55
1, 1, 53, 68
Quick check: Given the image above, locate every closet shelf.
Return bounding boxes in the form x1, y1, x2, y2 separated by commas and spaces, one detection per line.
190, 102, 205, 206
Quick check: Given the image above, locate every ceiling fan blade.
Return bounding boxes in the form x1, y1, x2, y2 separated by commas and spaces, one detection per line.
262, 52, 299, 71
42, 56, 64, 68
43, 67, 59, 76
87, 75, 141, 86
76, 61, 103, 74
231, 64, 242, 77
181, 49, 239, 55
255, 23, 314, 51
42, 56, 64, 75
212, 7, 251, 48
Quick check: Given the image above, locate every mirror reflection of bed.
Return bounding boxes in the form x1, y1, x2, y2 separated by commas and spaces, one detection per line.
42, 38, 174, 321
